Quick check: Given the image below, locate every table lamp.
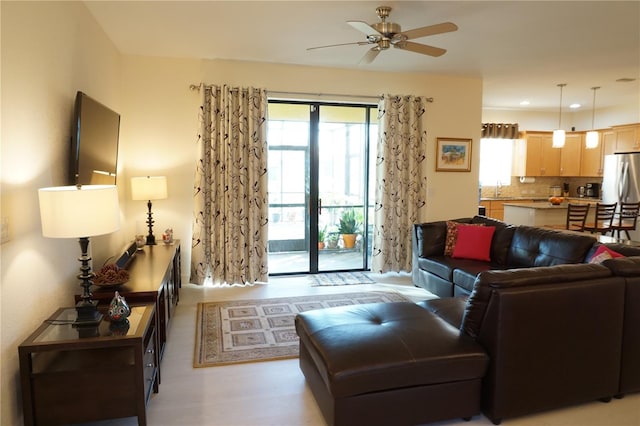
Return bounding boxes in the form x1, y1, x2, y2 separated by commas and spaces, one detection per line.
131, 176, 167, 245
38, 185, 120, 326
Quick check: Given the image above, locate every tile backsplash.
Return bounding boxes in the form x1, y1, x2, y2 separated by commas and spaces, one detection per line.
480, 176, 603, 199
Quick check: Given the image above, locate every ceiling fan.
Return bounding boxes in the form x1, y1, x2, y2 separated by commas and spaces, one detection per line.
307, 6, 458, 64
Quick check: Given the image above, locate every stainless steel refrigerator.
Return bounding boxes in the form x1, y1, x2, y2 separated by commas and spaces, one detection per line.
602, 153, 640, 240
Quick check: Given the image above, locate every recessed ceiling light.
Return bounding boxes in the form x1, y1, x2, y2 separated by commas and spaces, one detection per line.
520, 100, 530, 106
569, 103, 581, 109
616, 78, 636, 83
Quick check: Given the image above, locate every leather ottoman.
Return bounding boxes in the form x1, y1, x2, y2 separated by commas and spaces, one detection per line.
295, 301, 488, 426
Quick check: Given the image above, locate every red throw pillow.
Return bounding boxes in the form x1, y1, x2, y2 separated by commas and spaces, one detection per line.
588, 245, 624, 264
444, 221, 484, 256
452, 224, 496, 261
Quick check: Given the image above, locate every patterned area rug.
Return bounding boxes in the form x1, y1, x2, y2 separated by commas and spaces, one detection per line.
194, 291, 410, 367
309, 271, 376, 286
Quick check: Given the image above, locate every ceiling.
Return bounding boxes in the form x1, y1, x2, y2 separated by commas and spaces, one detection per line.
84, 1, 640, 112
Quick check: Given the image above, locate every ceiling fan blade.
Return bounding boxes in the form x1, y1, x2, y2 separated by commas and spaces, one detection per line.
348, 20, 382, 37
359, 48, 380, 64
401, 22, 458, 40
307, 41, 371, 51
395, 41, 447, 57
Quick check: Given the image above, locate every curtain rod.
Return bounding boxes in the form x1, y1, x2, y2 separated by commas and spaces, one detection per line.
266, 90, 434, 103
189, 84, 433, 103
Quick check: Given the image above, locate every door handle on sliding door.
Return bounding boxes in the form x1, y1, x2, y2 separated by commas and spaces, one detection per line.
318, 198, 322, 215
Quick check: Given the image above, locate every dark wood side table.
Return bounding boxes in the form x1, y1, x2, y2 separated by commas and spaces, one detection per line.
18, 304, 157, 426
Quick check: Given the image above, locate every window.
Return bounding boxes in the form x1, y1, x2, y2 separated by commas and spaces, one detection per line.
479, 138, 514, 186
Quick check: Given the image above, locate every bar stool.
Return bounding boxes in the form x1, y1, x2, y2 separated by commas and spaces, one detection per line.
584, 202, 617, 235
565, 203, 590, 231
610, 202, 640, 240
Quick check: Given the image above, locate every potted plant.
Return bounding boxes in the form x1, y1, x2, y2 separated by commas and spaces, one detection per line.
326, 232, 340, 249
338, 209, 360, 249
318, 227, 326, 249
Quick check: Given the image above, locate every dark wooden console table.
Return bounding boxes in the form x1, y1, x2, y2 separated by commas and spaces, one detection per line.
76, 241, 181, 363
19, 304, 157, 426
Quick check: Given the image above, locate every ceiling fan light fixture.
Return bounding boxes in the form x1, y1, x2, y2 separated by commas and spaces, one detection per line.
585, 86, 601, 149
552, 83, 566, 148
312, 6, 457, 64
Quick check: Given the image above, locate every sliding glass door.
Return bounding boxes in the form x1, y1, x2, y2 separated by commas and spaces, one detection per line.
267, 101, 377, 275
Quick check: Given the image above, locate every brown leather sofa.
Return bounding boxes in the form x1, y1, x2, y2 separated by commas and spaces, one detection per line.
413, 216, 609, 297
421, 263, 625, 424
598, 255, 640, 396
296, 218, 640, 425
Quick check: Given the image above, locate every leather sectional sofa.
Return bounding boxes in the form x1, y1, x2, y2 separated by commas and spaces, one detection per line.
412, 215, 607, 297
296, 216, 640, 425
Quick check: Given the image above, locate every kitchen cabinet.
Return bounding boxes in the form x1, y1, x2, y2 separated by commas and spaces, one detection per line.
560, 133, 583, 176
480, 199, 533, 221
503, 202, 567, 227
614, 124, 640, 152
518, 132, 561, 176
580, 130, 615, 176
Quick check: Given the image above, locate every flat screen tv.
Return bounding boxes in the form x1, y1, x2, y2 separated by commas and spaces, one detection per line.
69, 91, 121, 185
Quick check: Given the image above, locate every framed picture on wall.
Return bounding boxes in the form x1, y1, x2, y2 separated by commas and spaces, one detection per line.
436, 138, 472, 172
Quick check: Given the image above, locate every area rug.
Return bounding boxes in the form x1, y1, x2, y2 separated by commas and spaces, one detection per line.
194, 291, 410, 367
309, 271, 376, 286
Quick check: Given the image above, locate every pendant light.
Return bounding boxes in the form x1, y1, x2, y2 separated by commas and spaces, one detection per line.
585, 86, 600, 149
552, 83, 566, 148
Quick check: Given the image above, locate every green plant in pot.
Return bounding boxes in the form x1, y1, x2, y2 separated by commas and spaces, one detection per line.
326, 232, 339, 249
338, 209, 360, 249
318, 226, 326, 249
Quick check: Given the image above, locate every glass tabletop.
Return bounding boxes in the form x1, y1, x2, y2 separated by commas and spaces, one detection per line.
32, 305, 148, 344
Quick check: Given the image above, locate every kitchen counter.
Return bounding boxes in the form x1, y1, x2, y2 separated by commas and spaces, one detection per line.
504, 201, 602, 227
503, 202, 570, 227
481, 197, 548, 201
481, 197, 601, 202
503, 202, 566, 209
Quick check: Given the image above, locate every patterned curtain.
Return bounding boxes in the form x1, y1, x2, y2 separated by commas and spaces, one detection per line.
191, 85, 269, 286
372, 94, 427, 273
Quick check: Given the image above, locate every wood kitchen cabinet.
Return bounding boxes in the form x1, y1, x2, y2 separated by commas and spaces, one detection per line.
519, 132, 561, 176
613, 123, 640, 152
480, 199, 533, 221
580, 130, 615, 176
560, 133, 583, 176
515, 125, 639, 178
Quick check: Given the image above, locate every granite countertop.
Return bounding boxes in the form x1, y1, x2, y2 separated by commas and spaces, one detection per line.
502, 202, 568, 209
482, 196, 602, 202
481, 197, 548, 201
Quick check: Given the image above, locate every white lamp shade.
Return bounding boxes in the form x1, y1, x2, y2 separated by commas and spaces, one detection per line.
586, 131, 599, 149
38, 185, 120, 238
552, 129, 566, 148
131, 176, 168, 201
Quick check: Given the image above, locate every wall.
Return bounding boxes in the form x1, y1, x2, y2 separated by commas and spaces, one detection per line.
0, 5, 482, 423
119, 57, 483, 280
202, 60, 483, 223
0, 2, 125, 424
483, 102, 640, 132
